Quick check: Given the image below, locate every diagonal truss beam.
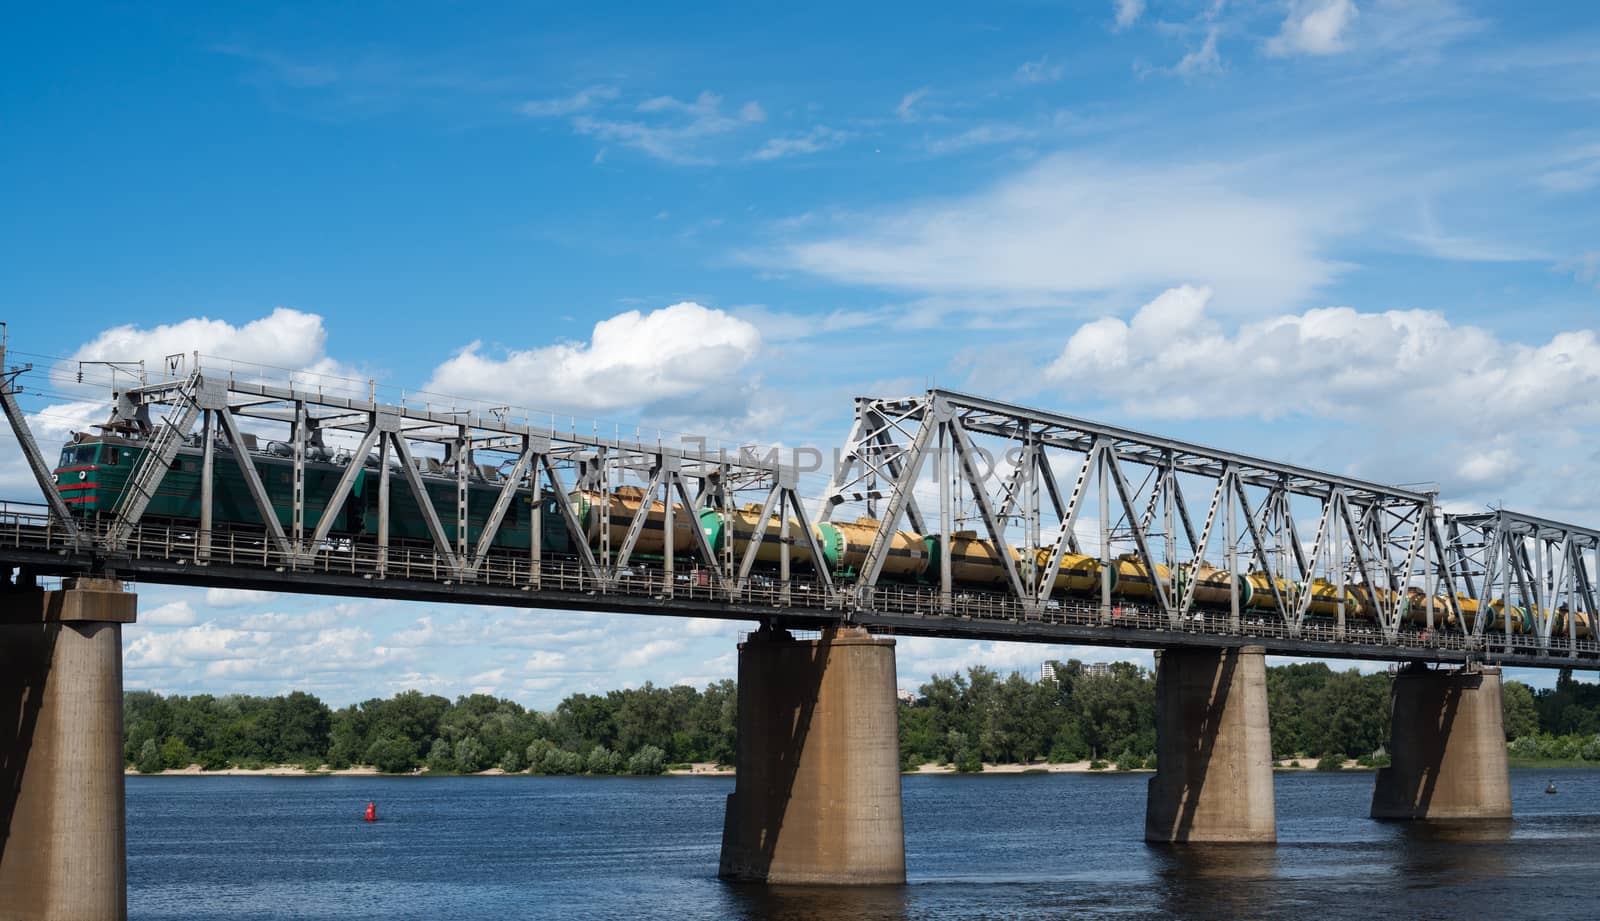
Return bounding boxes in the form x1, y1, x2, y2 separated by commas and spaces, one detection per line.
302, 425, 381, 558
1105, 447, 1171, 620
1036, 445, 1098, 604
214, 405, 293, 560
539, 453, 602, 584
468, 437, 540, 576
387, 430, 462, 573
0, 367, 79, 536
671, 471, 727, 591
948, 415, 1028, 604
106, 379, 203, 549
855, 415, 937, 593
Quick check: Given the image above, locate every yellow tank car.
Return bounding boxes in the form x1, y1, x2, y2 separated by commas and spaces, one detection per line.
1554, 607, 1594, 640
1397, 588, 1460, 629
697, 505, 816, 568
576, 486, 701, 559
926, 531, 1020, 588
818, 518, 929, 579
1300, 578, 1357, 618
1465, 599, 1531, 634
1241, 572, 1301, 612
1024, 548, 1113, 595
1113, 554, 1170, 600
1173, 564, 1251, 608
1342, 584, 1387, 621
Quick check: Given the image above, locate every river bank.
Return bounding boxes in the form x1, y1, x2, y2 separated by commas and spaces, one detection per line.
126, 758, 1343, 777
131, 755, 1598, 778
127, 761, 735, 777
910, 757, 1372, 774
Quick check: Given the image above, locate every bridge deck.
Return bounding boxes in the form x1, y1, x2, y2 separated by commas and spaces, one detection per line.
2, 507, 1593, 671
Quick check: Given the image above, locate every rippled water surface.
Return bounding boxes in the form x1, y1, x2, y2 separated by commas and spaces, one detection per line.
128, 768, 1600, 920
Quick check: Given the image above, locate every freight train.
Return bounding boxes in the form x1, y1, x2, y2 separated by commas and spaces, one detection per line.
51, 431, 1588, 637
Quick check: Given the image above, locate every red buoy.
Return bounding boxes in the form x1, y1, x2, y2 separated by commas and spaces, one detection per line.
364, 802, 377, 822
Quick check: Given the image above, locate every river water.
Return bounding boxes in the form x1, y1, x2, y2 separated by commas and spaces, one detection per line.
128, 768, 1600, 920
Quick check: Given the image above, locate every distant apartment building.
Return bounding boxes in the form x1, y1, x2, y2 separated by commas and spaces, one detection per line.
1040, 662, 1057, 685
1081, 662, 1114, 678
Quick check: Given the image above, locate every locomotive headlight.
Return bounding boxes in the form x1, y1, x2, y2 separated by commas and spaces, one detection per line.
79, 471, 87, 481
52, 474, 58, 484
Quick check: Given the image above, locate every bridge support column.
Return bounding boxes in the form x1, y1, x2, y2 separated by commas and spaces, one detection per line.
1145, 645, 1275, 843
1371, 662, 1511, 820
1, 576, 136, 921
718, 624, 904, 885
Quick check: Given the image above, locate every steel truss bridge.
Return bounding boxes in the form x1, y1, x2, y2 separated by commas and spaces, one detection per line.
1, 341, 1597, 671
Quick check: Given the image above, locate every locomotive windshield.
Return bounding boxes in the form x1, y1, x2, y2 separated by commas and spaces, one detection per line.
58, 444, 98, 467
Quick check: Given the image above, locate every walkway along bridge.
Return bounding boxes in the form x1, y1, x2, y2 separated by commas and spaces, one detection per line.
0, 337, 1590, 914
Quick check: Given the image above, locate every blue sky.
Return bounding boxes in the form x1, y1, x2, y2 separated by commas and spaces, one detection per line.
3, 0, 1599, 706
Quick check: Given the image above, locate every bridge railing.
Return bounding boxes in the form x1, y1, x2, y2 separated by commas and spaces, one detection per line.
1, 507, 1596, 666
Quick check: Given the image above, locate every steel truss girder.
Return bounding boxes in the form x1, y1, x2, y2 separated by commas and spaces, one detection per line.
1444, 509, 1600, 657
826, 391, 1452, 634
57, 363, 804, 596
0, 353, 80, 538
860, 390, 1435, 504
119, 377, 749, 482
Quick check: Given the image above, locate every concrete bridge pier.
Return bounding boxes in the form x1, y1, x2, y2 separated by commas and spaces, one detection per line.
1145, 645, 1276, 843
1, 576, 136, 921
718, 623, 905, 885
1371, 662, 1512, 820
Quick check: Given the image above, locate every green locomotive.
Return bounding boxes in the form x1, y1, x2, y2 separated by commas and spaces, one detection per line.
52, 432, 578, 554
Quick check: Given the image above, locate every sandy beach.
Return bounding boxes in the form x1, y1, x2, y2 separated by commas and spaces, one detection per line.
129, 757, 1370, 777
911, 757, 1369, 774
128, 764, 383, 777
913, 760, 1147, 774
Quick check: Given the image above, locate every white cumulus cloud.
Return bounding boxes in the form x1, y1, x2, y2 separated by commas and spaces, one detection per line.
69, 307, 348, 380
425, 302, 763, 415
619, 638, 685, 669
204, 588, 278, 608
1046, 285, 1600, 427
126, 622, 273, 668
2, 309, 359, 503
1040, 284, 1600, 507
141, 601, 198, 626
524, 650, 570, 671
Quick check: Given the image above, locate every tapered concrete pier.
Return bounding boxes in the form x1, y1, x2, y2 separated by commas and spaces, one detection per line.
0, 576, 136, 921
1145, 645, 1276, 843
718, 624, 904, 885
1371, 662, 1512, 820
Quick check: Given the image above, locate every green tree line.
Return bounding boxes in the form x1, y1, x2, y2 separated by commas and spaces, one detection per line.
124, 680, 736, 775
898, 661, 1600, 772
124, 666, 1600, 775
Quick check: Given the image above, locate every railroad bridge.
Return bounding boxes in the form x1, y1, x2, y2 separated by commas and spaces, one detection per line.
2, 341, 1595, 916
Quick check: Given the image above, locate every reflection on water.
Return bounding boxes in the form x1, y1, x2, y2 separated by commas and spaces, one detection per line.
725, 883, 910, 921
1151, 844, 1281, 920
126, 769, 1600, 921
1396, 818, 1514, 844
1390, 818, 1514, 882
